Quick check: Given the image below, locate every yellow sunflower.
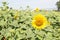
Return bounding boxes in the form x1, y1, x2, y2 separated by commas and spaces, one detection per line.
14, 15, 19, 19
14, 11, 19, 19
35, 8, 40, 12
32, 14, 49, 30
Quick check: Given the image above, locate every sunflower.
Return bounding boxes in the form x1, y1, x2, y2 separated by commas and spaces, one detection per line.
14, 15, 19, 19
32, 14, 49, 30
35, 8, 40, 12
14, 11, 19, 19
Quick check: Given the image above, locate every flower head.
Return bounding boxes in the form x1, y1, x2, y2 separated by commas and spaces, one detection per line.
35, 8, 40, 12
32, 14, 49, 30
14, 11, 19, 19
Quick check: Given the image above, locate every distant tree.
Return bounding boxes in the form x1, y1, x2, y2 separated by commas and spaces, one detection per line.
56, 0, 60, 11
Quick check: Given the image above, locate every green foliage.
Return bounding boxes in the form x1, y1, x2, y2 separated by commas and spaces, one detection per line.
56, 0, 60, 11
0, 2, 60, 40
56, 1, 60, 7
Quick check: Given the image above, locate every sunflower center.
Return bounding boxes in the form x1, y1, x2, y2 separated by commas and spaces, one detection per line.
35, 19, 43, 26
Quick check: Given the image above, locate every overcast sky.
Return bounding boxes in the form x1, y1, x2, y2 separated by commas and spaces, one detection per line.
0, 0, 59, 10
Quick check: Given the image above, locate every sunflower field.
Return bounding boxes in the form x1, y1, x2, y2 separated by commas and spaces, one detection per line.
0, 2, 60, 40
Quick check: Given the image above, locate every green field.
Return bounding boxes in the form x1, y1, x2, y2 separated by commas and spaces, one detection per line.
0, 2, 60, 40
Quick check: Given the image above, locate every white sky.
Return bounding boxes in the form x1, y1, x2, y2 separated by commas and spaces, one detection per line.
0, 0, 59, 10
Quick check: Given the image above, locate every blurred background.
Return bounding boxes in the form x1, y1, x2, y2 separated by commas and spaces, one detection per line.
0, 0, 59, 10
